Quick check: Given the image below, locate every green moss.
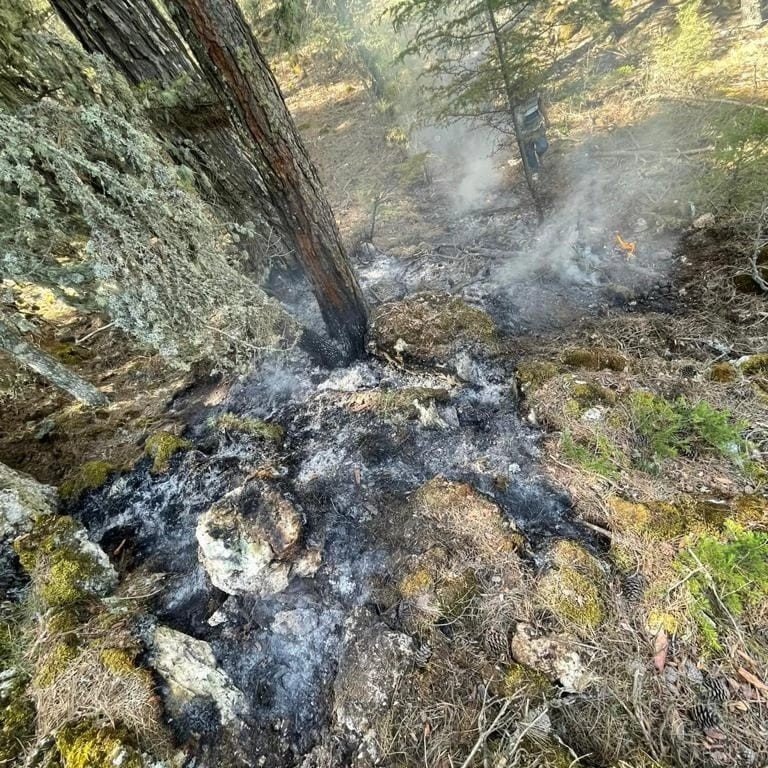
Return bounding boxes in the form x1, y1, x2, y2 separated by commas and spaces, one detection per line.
144, 430, 191, 473
739, 354, 768, 376
571, 381, 617, 408
679, 521, 768, 651
55, 722, 142, 768
549, 540, 604, 582
0, 678, 36, 764
560, 431, 622, 478
516, 361, 558, 392
538, 566, 605, 636
497, 662, 551, 698
212, 412, 285, 442
562, 347, 627, 372
35, 641, 79, 687
60, 460, 116, 501
710, 362, 736, 382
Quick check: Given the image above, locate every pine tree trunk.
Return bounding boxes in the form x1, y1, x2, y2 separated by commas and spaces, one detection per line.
0, 317, 108, 407
166, 0, 368, 358
741, 0, 764, 26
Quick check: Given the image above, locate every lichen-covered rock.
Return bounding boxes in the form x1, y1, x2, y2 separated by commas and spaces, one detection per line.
54, 721, 142, 768
368, 292, 500, 367
150, 625, 247, 726
509, 623, 592, 692
332, 609, 415, 765
0, 462, 56, 541
196, 480, 316, 596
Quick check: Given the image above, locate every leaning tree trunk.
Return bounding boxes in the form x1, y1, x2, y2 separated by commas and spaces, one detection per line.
485, 0, 544, 223
50, 0, 286, 277
0, 317, 108, 407
741, 0, 763, 26
166, 0, 368, 358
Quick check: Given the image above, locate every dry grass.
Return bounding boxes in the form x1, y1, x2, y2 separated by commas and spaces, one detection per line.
28, 612, 166, 753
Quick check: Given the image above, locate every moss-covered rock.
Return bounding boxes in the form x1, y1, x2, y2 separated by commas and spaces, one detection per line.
562, 347, 627, 372
516, 361, 558, 393
709, 362, 737, 382
496, 662, 551, 698
571, 381, 618, 408
55, 722, 142, 768
398, 568, 434, 599
212, 412, 285, 443
0, 676, 36, 765
342, 387, 450, 421
537, 542, 606, 636
144, 430, 191, 473
59, 460, 116, 502
13, 514, 117, 608
34, 641, 80, 687
369, 292, 500, 365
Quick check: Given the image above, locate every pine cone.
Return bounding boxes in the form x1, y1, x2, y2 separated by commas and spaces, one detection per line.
622, 572, 646, 603
702, 675, 729, 703
690, 703, 720, 730
414, 641, 433, 669
484, 626, 509, 660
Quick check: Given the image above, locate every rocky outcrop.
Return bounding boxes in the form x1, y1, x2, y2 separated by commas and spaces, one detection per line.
150, 625, 247, 726
333, 609, 415, 765
196, 480, 320, 596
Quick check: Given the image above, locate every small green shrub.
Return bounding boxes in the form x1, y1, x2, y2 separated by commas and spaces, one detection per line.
628, 392, 747, 465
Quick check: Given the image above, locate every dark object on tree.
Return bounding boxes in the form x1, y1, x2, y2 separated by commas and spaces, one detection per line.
690, 702, 720, 730
0, 315, 108, 407
165, 0, 368, 360
515, 96, 549, 174
621, 572, 646, 603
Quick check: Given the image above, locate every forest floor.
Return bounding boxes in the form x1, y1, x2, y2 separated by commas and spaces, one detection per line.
2, 10, 768, 768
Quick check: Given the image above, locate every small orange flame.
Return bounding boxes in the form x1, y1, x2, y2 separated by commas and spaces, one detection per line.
615, 233, 636, 259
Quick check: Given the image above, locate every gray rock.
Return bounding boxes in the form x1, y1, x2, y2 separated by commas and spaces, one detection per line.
150, 625, 247, 726
197, 480, 319, 596
333, 609, 415, 765
0, 462, 56, 541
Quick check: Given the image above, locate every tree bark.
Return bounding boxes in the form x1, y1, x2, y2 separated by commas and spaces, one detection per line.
741, 0, 764, 26
0, 317, 108, 406
166, 0, 368, 358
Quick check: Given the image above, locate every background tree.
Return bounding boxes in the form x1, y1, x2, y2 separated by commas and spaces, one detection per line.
389, 0, 613, 215
741, 0, 763, 26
